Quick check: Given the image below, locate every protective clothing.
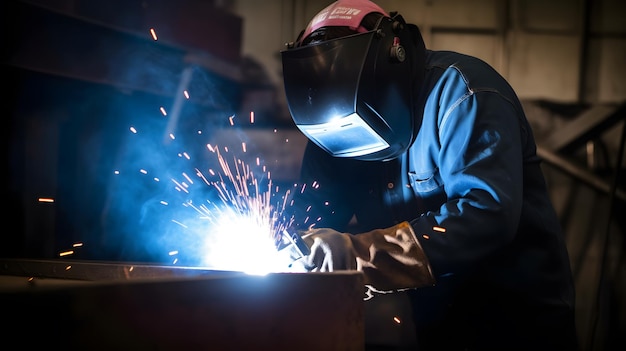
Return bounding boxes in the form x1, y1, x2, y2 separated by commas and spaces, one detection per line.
287, 49, 579, 350
299, 0, 387, 41
282, 0, 578, 349
291, 221, 435, 292
281, 0, 426, 161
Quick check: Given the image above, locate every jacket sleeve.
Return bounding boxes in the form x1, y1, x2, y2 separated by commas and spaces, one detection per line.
300, 221, 436, 292
410, 68, 526, 279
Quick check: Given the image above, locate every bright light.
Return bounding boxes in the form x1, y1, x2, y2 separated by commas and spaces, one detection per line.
174, 147, 292, 275
297, 113, 388, 157
198, 210, 286, 275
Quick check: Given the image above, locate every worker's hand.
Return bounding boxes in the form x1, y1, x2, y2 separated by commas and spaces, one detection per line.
295, 228, 357, 272
292, 222, 437, 292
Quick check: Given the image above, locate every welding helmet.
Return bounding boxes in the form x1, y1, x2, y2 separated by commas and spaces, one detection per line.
281, 0, 426, 161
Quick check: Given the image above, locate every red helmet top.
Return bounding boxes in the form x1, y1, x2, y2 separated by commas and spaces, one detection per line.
300, 0, 389, 42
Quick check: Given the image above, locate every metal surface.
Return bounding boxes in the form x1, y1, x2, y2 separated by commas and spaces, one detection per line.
1, 259, 365, 351
0, 258, 230, 283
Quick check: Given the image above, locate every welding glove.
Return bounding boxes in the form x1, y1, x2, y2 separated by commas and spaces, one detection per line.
292, 221, 436, 292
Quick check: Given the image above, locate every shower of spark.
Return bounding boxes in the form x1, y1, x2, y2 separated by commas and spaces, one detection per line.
177, 145, 294, 274
90, 26, 314, 274
99, 109, 309, 273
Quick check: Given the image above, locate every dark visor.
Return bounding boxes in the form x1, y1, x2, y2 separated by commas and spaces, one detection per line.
282, 32, 374, 125
281, 32, 389, 157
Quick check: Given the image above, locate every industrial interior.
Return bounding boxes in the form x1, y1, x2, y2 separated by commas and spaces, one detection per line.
1, 0, 625, 350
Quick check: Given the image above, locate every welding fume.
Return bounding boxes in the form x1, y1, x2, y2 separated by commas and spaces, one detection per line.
276, 0, 579, 350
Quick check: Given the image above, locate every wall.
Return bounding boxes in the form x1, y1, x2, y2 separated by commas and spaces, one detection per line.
235, 0, 626, 107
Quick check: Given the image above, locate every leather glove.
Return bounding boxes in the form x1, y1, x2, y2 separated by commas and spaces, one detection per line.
292, 221, 436, 292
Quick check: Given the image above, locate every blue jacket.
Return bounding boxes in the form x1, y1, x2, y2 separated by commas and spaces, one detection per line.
290, 50, 578, 350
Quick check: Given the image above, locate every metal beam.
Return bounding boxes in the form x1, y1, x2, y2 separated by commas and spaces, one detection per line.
542, 102, 626, 153
537, 146, 626, 202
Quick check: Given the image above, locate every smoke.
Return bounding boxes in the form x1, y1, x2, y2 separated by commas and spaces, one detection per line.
5, 2, 288, 265
100, 107, 219, 264
75, 34, 249, 263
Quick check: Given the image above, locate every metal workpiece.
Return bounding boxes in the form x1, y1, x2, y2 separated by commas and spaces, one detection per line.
1, 259, 365, 351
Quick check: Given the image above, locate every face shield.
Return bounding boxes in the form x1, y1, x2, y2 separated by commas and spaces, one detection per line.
281, 16, 417, 161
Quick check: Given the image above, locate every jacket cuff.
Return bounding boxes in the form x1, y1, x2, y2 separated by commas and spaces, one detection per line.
352, 221, 436, 292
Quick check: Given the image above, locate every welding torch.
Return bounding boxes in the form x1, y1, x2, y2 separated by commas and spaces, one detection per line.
281, 229, 311, 259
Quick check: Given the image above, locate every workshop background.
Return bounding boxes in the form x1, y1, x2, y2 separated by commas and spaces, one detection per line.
1, 0, 625, 350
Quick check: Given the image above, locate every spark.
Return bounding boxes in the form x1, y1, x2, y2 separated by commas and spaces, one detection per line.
171, 179, 190, 193
172, 220, 187, 228
119, 106, 320, 274
182, 172, 193, 184
184, 90, 190, 99
72, 242, 83, 248
59, 250, 73, 257
38, 197, 54, 203
433, 226, 446, 233
149, 28, 158, 40
181, 147, 294, 274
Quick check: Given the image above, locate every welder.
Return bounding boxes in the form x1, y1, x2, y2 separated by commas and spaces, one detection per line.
280, 0, 578, 350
